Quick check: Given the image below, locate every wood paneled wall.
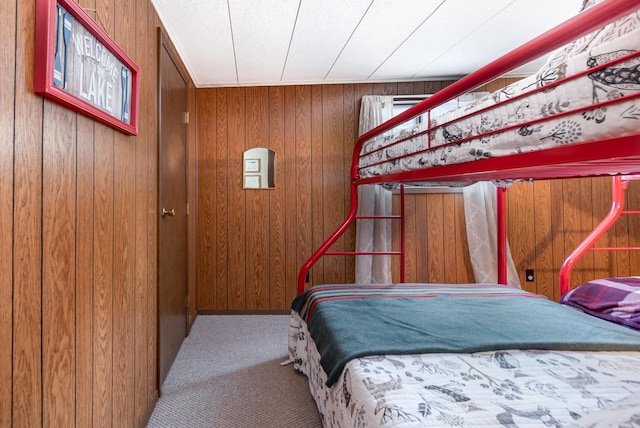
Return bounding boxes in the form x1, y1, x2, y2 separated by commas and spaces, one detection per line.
390, 191, 475, 285
196, 80, 485, 312
197, 78, 640, 311
0, 0, 193, 426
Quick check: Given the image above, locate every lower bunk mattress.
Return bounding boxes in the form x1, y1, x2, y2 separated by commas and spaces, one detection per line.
288, 283, 640, 427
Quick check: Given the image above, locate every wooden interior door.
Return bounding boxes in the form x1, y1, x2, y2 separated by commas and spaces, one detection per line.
158, 33, 188, 389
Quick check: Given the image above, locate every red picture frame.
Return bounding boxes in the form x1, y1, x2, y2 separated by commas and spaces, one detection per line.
35, 0, 139, 135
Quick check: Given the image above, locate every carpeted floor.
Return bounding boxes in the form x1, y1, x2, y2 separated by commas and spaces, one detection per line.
147, 315, 322, 428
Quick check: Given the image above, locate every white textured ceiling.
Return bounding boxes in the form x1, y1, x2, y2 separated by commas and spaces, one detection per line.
151, 0, 583, 88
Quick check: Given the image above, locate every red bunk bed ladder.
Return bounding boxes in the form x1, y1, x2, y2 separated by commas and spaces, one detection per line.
297, 185, 407, 294
559, 175, 640, 296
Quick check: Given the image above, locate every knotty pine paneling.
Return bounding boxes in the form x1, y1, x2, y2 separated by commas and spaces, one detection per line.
197, 78, 640, 311
2, 0, 191, 425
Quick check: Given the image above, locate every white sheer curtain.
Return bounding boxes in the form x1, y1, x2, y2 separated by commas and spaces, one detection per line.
355, 96, 394, 283
463, 181, 521, 287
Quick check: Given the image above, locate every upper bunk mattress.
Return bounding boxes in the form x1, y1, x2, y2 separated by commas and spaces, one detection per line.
358, 11, 640, 181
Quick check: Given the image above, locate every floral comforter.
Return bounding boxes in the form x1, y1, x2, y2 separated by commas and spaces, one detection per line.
358, 14, 640, 180
289, 312, 640, 427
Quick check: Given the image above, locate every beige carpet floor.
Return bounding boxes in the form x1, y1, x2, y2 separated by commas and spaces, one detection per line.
147, 315, 322, 428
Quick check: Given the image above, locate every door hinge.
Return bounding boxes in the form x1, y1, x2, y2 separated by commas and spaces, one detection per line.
186, 202, 190, 216
183, 111, 190, 124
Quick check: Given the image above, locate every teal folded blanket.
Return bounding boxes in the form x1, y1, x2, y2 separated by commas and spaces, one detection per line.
291, 284, 640, 386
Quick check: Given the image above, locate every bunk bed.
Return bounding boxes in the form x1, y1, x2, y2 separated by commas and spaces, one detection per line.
288, 0, 640, 426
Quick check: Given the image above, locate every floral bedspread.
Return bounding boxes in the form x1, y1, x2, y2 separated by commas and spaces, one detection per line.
289, 313, 640, 428
358, 12, 640, 180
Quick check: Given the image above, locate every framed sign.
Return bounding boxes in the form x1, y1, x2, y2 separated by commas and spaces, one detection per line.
34, 0, 139, 135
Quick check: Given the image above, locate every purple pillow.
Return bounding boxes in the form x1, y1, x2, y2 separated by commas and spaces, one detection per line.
561, 277, 640, 330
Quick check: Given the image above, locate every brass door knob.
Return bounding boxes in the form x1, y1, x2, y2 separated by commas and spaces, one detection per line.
162, 208, 175, 217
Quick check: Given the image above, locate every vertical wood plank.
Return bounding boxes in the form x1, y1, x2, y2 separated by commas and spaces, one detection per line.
196, 89, 217, 309
113, 0, 136, 423
146, 9, 160, 411
533, 181, 555, 299
76, 3, 98, 427
454, 193, 474, 283
13, 0, 43, 424
397, 82, 414, 95
426, 194, 444, 282
245, 86, 269, 309
343, 84, 357, 284
228, 87, 246, 308
93, 0, 116, 422
310, 86, 324, 285
268, 86, 286, 308
0, 0, 16, 425
403, 195, 417, 283
322, 85, 345, 284
42, 102, 77, 428
187, 83, 198, 324
550, 180, 565, 301
412, 81, 426, 94
133, 0, 150, 419
93, 122, 114, 428
415, 195, 429, 281
508, 182, 535, 291
579, 178, 596, 282
443, 194, 457, 283
391, 194, 401, 282
295, 85, 312, 288
215, 88, 229, 309
132, 3, 148, 422
562, 179, 584, 290
284, 86, 298, 302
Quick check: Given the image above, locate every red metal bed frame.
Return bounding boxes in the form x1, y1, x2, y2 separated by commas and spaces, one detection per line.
298, 0, 640, 295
